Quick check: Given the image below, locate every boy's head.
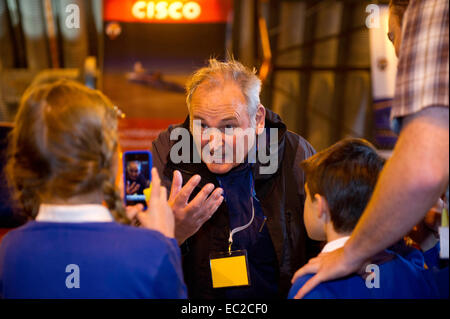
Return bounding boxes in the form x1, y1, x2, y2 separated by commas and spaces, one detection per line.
301, 138, 385, 241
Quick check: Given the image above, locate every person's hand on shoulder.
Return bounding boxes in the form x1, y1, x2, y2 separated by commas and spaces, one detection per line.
291, 247, 364, 299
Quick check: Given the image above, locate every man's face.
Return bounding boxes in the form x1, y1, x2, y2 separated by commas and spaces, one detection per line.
190, 82, 256, 175
388, 8, 402, 57
127, 161, 140, 181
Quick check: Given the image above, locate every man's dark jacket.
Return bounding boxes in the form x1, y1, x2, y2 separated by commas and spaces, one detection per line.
152, 109, 319, 298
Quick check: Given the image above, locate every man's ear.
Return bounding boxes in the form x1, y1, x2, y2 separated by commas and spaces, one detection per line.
314, 193, 330, 222
255, 104, 266, 135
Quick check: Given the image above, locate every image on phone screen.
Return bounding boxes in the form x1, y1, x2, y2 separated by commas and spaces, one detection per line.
124, 151, 152, 207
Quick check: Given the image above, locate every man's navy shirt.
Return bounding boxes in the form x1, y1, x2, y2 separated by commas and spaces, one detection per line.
217, 164, 279, 298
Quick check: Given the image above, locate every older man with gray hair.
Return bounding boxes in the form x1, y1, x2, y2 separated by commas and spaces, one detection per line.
152, 58, 318, 298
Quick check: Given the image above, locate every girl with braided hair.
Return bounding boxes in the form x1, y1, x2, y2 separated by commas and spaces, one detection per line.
0, 80, 186, 298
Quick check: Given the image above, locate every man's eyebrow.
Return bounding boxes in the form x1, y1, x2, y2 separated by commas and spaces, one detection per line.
219, 117, 238, 123
192, 116, 238, 123
192, 115, 205, 120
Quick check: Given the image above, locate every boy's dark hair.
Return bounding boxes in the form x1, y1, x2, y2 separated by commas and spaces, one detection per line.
301, 138, 385, 234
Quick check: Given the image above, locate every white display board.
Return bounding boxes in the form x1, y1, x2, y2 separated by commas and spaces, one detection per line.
369, 5, 398, 101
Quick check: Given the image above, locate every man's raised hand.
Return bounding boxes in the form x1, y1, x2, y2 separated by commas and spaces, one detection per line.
168, 170, 224, 244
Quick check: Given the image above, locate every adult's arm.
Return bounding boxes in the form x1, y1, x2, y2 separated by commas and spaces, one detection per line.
292, 106, 449, 298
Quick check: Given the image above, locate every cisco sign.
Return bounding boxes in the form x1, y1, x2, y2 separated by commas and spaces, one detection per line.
104, 0, 232, 24
132, 1, 201, 21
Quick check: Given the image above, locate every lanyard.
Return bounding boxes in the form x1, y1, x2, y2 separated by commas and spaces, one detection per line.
228, 196, 255, 253
218, 171, 257, 254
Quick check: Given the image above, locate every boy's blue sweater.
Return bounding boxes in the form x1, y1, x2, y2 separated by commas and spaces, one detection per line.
288, 250, 446, 299
0, 221, 187, 299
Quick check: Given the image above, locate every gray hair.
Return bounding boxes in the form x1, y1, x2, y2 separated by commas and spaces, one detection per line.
185, 58, 262, 127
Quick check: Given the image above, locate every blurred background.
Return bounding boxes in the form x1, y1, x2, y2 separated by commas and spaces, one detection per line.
0, 0, 399, 229
0, 0, 399, 152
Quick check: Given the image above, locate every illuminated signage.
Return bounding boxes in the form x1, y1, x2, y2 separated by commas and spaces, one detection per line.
132, 1, 201, 21
104, 0, 232, 24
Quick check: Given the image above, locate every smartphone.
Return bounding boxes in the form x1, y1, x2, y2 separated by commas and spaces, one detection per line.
123, 150, 152, 207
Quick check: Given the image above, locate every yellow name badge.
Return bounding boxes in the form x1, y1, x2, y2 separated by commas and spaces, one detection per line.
210, 250, 250, 289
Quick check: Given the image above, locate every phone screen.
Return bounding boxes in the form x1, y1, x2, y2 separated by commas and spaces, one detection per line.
123, 151, 152, 207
